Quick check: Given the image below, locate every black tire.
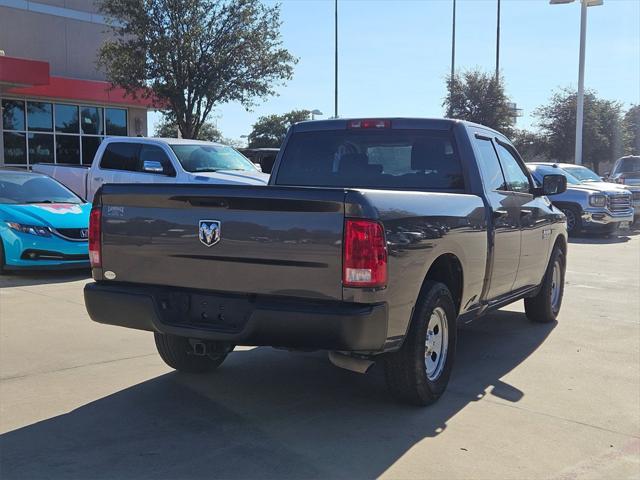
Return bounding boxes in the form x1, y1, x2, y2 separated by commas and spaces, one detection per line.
384, 281, 457, 406
559, 206, 581, 236
525, 245, 566, 323
0, 239, 6, 275
154, 333, 232, 373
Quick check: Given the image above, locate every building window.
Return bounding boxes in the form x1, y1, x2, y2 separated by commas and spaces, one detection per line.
1, 98, 129, 167
28, 133, 54, 164
27, 102, 53, 132
56, 135, 81, 164
55, 104, 79, 133
106, 108, 127, 136
81, 106, 103, 135
3, 132, 27, 164
2, 100, 26, 131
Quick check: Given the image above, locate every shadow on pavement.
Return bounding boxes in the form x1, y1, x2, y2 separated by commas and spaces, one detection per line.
0, 269, 90, 288
0, 310, 555, 479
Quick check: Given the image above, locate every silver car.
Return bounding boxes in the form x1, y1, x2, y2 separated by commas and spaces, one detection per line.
528, 163, 634, 235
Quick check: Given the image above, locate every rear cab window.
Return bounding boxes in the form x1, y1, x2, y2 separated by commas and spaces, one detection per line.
99, 142, 140, 172
275, 128, 465, 191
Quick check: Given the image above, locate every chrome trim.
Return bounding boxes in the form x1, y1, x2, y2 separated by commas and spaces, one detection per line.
48, 227, 89, 242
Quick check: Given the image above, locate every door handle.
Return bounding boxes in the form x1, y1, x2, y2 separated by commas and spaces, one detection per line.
494, 209, 508, 219
93, 177, 103, 182
520, 208, 533, 217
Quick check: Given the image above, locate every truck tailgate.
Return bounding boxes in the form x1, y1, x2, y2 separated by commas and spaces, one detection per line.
98, 184, 346, 300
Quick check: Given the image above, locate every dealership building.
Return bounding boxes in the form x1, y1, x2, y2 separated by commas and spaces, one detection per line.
0, 0, 153, 168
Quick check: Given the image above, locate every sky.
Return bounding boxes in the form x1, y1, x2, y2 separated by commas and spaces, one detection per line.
147, 0, 640, 141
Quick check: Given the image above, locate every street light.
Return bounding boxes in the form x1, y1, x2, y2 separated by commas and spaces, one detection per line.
550, 0, 603, 165
310, 109, 323, 120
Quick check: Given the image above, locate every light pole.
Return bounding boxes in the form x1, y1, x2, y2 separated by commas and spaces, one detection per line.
334, 0, 338, 118
550, 0, 603, 165
448, 0, 456, 117
310, 109, 323, 120
495, 0, 501, 79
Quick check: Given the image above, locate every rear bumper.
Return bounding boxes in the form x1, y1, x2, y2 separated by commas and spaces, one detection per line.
84, 282, 389, 352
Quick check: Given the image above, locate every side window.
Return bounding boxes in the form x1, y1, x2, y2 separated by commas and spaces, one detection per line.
495, 143, 531, 193
474, 137, 507, 191
139, 145, 175, 175
99, 143, 139, 171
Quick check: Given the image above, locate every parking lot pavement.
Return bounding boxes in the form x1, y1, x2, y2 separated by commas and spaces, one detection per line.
0, 233, 638, 480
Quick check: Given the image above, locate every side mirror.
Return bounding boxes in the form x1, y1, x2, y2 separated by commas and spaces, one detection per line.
143, 160, 164, 174
540, 174, 567, 196
253, 162, 263, 172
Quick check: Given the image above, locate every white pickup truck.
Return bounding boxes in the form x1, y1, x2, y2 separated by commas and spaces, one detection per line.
33, 137, 269, 202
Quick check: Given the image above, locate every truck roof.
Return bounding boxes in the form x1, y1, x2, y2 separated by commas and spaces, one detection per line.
292, 117, 505, 136
102, 137, 228, 147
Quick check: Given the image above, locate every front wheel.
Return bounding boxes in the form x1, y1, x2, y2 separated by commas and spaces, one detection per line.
560, 206, 581, 236
384, 281, 457, 406
524, 245, 565, 323
154, 333, 233, 373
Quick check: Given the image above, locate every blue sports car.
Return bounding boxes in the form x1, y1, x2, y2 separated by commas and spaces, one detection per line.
0, 170, 91, 272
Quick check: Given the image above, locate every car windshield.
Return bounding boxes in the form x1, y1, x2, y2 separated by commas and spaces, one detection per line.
170, 144, 258, 173
618, 157, 640, 173
0, 172, 83, 205
562, 165, 601, 182
528, 165, 581, 185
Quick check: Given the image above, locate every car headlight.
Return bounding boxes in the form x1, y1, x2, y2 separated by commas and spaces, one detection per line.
589, 194, 607, 207
6, 222, 52, 237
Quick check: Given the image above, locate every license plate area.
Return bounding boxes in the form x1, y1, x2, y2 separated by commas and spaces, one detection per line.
156, 291, 254, 333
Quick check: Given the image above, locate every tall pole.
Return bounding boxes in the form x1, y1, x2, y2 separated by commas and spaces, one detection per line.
334, 0, 338, 118
575, 0, 587, 165
495, 0, 501, 79
449, 0, 456, 117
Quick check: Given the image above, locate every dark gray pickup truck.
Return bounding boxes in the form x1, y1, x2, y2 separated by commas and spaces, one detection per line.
84, 118, 568, 405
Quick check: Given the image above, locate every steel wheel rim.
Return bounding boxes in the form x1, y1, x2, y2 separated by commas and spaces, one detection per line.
563, 209, 575, 231
425, 306, 448, 381
550, 260, 562, 314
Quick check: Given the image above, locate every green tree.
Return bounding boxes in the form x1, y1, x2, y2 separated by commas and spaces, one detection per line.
247, 109, 311, 148
511, 129, 549, 162
154, 116, 223, 141
98, 0, 297, 139
443, 69, 515, 136
534, 88, 624, 173
623, 105, 640, 155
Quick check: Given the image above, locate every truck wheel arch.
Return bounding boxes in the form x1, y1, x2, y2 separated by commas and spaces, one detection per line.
421, 254, 464, 316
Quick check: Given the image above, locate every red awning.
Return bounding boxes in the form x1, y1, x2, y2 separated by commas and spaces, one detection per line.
0, 55, 156, 108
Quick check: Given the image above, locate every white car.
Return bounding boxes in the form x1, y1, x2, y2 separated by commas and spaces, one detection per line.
33, 138, 270, 202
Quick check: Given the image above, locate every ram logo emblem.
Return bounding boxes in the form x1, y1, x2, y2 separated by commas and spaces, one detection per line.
198, 220, 221, 247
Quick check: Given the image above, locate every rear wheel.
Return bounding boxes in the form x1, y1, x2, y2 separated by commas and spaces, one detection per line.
560, 206, 581, 236
524, 245, 565, 323
154, 333, 233, 373
384, 281, 457, 406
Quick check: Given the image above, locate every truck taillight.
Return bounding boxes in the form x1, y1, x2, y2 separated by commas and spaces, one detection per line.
89, 206, 102, 268
343, 219, 387, 288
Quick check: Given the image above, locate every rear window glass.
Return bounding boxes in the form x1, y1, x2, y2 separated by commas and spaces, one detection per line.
276, 129, 464, 190
618, 157, 640, 173
100, 142, 140, 171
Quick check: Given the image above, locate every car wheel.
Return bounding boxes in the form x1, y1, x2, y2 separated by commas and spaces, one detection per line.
0, 239, 5, 275
384, 281, 457, 406
560, 206, 581, 236
154, 333, 233, 373
524, 245, 565, 323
